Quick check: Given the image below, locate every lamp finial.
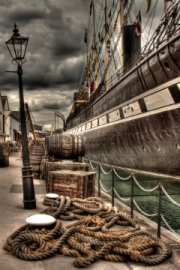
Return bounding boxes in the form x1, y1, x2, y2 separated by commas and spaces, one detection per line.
12, 22, 20, 37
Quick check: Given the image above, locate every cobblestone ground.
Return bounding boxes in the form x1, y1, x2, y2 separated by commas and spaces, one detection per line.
0, 152, 180, 270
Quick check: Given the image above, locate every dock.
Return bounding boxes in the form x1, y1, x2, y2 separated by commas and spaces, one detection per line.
0, 151, 180, 270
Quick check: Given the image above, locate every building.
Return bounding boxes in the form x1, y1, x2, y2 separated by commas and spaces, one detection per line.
28, 124, 49, 139
0, 92, 11, 142
8, 111, 21, 142
0, 92, 49, 142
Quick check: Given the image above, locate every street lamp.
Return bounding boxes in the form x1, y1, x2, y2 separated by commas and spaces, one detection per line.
55, 111, 66, 131
5, 23, 36, 209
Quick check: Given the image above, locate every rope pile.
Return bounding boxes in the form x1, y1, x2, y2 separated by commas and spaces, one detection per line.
3, 196, 171, 267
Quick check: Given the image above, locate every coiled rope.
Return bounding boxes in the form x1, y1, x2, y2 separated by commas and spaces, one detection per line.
3, 196, 171, 267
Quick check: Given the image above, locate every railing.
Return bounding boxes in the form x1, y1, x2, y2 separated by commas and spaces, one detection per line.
83, 158, 180, 239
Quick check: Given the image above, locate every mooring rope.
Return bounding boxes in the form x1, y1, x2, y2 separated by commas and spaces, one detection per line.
3, 196, 171, 267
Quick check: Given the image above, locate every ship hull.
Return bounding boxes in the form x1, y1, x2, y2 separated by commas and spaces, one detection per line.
83, 106, 180, 176
66, 32, 180, 177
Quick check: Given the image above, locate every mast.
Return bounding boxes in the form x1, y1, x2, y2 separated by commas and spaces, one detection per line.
25, 103, 37, 141
164, 0, 172, 14
85, 28, 90, 99
92, 0, 98, 90
119, 0, 125, 74
104, 0, 109, 90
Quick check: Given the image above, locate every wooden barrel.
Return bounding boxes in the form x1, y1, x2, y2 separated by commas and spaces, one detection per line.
45, 134, 85, 158
0, 145, 9, 167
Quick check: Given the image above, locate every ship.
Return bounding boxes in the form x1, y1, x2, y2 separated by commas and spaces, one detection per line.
65, 0, 180, 177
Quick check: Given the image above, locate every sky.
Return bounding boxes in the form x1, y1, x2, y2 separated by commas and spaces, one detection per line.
0, 0, 164, 131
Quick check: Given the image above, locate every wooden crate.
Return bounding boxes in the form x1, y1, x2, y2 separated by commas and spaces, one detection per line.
48, 170, 96, 199
42, 161, 90, 190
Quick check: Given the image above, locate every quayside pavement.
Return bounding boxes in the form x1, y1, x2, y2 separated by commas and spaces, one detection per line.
0, 151, 180, 270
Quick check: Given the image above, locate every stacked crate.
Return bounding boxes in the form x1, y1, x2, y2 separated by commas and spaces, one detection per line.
48, 170, 96, 199
29, 139, 45, 179
41, 134, 96, 199
41, 161, 90, 191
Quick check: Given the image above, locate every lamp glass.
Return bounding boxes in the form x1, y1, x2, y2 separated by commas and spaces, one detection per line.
6, 36, 28, 63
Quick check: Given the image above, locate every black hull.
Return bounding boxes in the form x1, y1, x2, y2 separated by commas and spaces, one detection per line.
66, 31, 180, 177
84, 106, 180, 176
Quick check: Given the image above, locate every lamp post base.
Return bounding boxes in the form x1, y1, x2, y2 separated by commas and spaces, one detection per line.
22, 164, 36, 209
23, 199, 36, 209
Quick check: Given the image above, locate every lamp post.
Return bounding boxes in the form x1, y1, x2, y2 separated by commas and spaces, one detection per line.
5, 23, 36, 209
55, 111, 66, 131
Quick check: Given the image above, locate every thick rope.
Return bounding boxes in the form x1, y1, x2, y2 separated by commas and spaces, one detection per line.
3, 196, 171, 267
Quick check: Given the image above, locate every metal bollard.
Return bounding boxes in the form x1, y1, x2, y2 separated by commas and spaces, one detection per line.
112, 169, 115, 207
98, 163, 101, 197
157, 183, 162, 238
131, 174, 134, 218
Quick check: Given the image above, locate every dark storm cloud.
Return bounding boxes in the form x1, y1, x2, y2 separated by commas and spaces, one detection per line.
0, 0, 164, 129
0, 76, 17, 90
43, 1, 84, 60
0, 3, 47, 29
52, 37, 81, 59
0, 0, 12, 8
0, 0, 87, 93
8, 8, 46, 24
42, 100, 71, 111
23, 55, 82, 90
26, 92, 72, 117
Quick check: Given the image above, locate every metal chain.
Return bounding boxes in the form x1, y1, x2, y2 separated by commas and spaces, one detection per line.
133, 199, 158, 217
113, 169, 132, 180
162, 187, 180, 207
114, 188, 131, 201
100, 164, 112, 175
82, 158, 87, 163
133, 175, 159, 193
90, 160, 98, 170
99, 180, 112, 193
162, 216, 180, 237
